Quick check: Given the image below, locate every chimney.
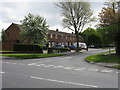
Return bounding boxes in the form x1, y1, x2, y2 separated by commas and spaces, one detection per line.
56, 29, 58, 31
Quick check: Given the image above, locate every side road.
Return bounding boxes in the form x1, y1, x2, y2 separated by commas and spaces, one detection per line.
1, 48, 119, 70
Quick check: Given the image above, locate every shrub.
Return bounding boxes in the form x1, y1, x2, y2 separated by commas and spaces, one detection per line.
13, 43, 43, 53
47, 47, 70, 53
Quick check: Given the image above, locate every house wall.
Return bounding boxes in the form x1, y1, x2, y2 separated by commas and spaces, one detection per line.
1, 41, 15, 51
2, 23, 84, 50
4, 23, 20, 42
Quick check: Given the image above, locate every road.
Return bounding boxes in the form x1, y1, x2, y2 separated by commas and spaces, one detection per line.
1, 48, 119, 88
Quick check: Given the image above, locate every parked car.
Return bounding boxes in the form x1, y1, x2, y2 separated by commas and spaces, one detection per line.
69, 45, 77, 50
53, 44, 64, 48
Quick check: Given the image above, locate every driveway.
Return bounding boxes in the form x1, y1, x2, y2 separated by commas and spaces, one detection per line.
1, 48, 119, 88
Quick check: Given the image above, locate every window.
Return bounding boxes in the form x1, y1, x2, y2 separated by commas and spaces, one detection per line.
70, 36, 71, 40
61, 35, 63, 39
50, 34, 53, 38
73, 36, 74, 40
55, 35, 57, 39
66, 36, 68, 40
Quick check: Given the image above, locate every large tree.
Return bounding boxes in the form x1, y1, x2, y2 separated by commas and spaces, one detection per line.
98, 1, 120, 56
20, 13, 49, 45
81, 27, 101, 48
56, 1, 93, 51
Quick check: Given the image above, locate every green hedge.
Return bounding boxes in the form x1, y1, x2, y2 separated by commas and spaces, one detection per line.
13, 43, 43, 53
48, 47, 70, 53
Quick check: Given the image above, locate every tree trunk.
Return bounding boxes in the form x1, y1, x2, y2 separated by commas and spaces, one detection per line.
115, 41, 120, 56
75, 30, 79, 52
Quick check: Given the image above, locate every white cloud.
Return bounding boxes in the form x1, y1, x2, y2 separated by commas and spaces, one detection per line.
0, 1, 105, 34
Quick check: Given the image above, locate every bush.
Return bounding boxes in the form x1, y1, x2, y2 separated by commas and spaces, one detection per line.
13, 43, 43, 53
47, 47, 70, 53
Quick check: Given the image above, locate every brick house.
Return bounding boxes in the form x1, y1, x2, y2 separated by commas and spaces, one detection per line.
2, 23, 84, 50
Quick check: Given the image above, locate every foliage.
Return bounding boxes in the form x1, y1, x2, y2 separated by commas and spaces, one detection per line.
81, 27, 101, 47
48, 47, 70, 53
1, 29, 5, 41
98, 1, 120, 55
13, 43, 43, 53
20, 13, 49, 45
85, 50, 120, 63
56, 1, 93, 51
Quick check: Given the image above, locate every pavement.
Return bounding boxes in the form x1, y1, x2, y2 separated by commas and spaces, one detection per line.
1, 48, 120, 88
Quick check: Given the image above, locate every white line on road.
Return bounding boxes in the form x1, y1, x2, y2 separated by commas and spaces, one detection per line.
30, 76, 98, 88
75, 67, 86, 71
12, 63, 17, 64
101, 69, 113, 73
87, 68, 98, 72
0, 72, 5, 74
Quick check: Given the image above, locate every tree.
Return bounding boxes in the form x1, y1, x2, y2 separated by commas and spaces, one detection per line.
98, 1, 120, 56
20, 13, 49, 45
81, 27, 101, 48
56, 1, 93, 51
1, 28, 5, 41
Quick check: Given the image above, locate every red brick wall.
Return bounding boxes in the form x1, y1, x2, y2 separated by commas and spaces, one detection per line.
4, 23, 20, 41
1, 41, 15, 51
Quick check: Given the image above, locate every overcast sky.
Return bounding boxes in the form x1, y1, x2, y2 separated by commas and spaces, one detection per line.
0, 0, 107, 35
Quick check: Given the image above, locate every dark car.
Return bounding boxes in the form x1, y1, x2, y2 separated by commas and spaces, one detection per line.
69, 45, 77, 50
53, 44, 64, 48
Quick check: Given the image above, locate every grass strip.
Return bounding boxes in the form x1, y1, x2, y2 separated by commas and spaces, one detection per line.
85, 50, 120, 63
112, 65, 120, 68
1, 53, 66, 59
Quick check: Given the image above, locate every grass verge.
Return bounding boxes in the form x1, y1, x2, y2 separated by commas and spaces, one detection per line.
0, 53, 66, 59
112, 65, 120, 69
85, 50, 120, 69
85, 50, 120, 63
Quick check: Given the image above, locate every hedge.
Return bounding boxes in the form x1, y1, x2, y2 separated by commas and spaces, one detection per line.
13, 43, 43, 53
47, 47, 70, 53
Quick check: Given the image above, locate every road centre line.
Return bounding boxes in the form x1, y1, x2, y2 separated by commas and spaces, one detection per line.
30, 76, 98, 88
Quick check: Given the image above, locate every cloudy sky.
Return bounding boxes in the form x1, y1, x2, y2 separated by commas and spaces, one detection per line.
0, 0, 108, 36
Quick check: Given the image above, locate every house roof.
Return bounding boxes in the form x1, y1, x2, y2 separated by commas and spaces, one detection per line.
6, 23, 80, 37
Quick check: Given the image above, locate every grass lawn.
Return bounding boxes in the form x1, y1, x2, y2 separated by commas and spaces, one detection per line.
85, 50, 120, 69
0, 51, 15, 52
112, 65, 120, 68
0, 53, 66, 59
85, 50, 120, 63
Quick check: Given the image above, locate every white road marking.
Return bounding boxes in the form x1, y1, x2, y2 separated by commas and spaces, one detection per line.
57, 66, 65, 68
26, 63, 116, 74
48, 65, 55, 67
75, 67, 86, 71
0, 72, 5, 74
63, 67, 72, 70
30, 76, 98, 88
43, 65, 51, 67
87, 68, 98, 72
39, 64, 45, 66
101, 69, 113, 73
28, 63, 36, 65
35, 65, 41, 66
12, 63, 17, 64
